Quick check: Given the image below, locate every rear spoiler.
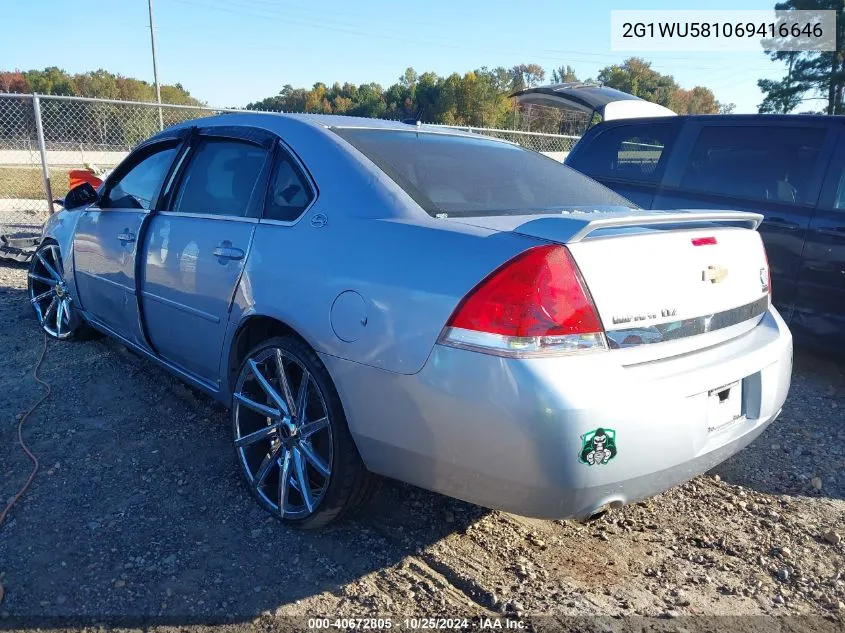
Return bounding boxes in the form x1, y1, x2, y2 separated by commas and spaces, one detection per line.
564, 211, 763, 242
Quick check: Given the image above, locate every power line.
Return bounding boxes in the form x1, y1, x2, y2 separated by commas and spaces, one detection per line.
169, 0, 769, 74
221, 0, 777, 65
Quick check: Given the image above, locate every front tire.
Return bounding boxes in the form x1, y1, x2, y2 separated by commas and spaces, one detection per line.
232, 335, 378, 529
27, 241, 92, 340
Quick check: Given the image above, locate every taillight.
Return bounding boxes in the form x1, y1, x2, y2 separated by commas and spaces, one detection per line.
760, 236, 772, 301
438, 244, 607, 357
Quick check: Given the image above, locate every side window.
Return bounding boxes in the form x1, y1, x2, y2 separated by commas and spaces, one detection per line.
680, 126, 826, 205
103, 144, 178, 210
172, 138, 268, 217
571, 122, 676, 183
264, 151, 314, 222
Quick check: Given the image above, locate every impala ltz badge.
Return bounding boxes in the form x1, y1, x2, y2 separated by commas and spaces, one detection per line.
760, 267, 769, 293
579, 428, 617, 466
702, 264, 729, 284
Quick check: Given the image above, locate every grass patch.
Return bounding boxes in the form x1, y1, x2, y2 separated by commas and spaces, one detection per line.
0, 166, 73, 199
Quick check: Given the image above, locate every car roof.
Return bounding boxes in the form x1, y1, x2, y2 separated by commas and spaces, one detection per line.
161, 111, 478, 138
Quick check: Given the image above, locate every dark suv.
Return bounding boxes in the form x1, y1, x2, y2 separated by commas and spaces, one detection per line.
566, 115, 845, 352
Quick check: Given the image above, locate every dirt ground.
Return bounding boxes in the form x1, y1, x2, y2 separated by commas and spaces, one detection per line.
0, 261, 843, 631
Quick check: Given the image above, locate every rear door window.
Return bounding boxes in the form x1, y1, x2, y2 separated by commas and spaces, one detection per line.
679, 125, 826, 205
172, 138, 269, 217
264, 151, 315, 222
569, 121, 677, 183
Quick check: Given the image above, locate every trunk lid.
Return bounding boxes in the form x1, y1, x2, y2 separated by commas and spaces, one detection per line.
448, 209, 770, 353
511, 83, 676, 122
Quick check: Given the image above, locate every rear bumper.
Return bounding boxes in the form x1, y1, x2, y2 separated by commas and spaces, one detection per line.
323, 307, 792, 519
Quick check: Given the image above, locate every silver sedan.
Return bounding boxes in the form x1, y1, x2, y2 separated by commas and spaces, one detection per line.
30, 114, 792, 528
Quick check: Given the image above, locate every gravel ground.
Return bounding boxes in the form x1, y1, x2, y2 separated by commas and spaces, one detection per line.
0, 261, 843, 631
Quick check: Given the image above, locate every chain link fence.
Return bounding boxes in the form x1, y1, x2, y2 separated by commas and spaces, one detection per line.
0, 93, 580, 259
432, 124, 580, 162
0, 95, 45, 243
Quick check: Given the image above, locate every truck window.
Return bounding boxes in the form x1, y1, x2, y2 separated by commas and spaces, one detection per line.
680, 126, 826, 205
568, 121, 677, 184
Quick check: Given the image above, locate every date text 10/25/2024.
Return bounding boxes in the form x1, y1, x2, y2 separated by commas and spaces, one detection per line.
307, 617, 527, 629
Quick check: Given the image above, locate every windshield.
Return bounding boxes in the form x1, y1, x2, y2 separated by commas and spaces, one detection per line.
332, 128, 633, 217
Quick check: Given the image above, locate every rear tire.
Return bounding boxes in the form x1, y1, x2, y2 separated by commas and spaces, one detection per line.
231, 335, 379, 529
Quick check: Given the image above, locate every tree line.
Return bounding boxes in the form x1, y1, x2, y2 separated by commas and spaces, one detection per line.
245, 60, 733, 133
1, 60, 731, 138
0, 68, 204, 150
0, 67, 201, 106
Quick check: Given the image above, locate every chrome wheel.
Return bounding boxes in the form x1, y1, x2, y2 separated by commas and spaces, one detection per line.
233, 346, 333, 520
28, 243, 73, 339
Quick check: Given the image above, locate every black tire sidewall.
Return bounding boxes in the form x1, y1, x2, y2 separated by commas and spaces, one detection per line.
232, 335, 364, 529
28, 241, 93, 341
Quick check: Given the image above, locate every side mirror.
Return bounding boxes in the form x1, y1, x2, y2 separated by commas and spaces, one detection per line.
63, 182, 100, 210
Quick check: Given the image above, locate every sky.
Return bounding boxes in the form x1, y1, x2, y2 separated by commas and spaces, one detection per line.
1, 0, 810, 114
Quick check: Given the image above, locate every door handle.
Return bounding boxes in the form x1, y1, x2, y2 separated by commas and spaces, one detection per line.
212, 245, 245, 261
817, 226, 845, 238
117, 230, 136, 243
762, 217, 800, 231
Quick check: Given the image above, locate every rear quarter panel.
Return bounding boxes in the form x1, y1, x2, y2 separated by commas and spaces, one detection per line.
228, 212, 532, 379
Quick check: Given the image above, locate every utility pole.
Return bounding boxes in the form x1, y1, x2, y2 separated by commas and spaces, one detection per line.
148, 0, 164, 130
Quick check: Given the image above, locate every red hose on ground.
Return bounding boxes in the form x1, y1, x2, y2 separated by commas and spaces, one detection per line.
0, 331, 49, 526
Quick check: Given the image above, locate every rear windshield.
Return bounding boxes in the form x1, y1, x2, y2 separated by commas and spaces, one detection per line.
332, 128, 631, 217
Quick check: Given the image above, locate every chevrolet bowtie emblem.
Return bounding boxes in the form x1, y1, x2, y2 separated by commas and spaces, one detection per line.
702, 265, 729, 283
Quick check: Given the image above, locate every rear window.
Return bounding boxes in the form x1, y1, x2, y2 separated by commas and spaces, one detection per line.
568, 121, 677, 183
680, 126, 826, 205
333, 128, 630, 217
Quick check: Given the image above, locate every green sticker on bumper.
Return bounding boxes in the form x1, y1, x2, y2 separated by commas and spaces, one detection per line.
579, 428, 617, 466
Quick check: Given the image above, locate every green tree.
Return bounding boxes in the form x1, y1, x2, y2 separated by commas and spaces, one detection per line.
758, 0, 845, 114
597, 57, 722, 114
72, 70, 119, 99
414, 71, 442, 122
116, 76, 155, 102
551, 65, 579, 83
24, 67, 74, 95
159, 82, 203, 106
510, 63, 546, 91
598, 58, 678, 107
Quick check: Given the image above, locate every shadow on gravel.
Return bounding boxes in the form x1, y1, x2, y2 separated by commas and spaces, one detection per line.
711, 348, 845, 502
0, 274, 490, 625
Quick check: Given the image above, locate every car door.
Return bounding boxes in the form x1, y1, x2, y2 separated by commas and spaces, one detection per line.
139, 127, 273, 385
792, 126, 845, 348
654, 120, 836, 320
565, 119, 681, 208
73, 139, 182, 345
